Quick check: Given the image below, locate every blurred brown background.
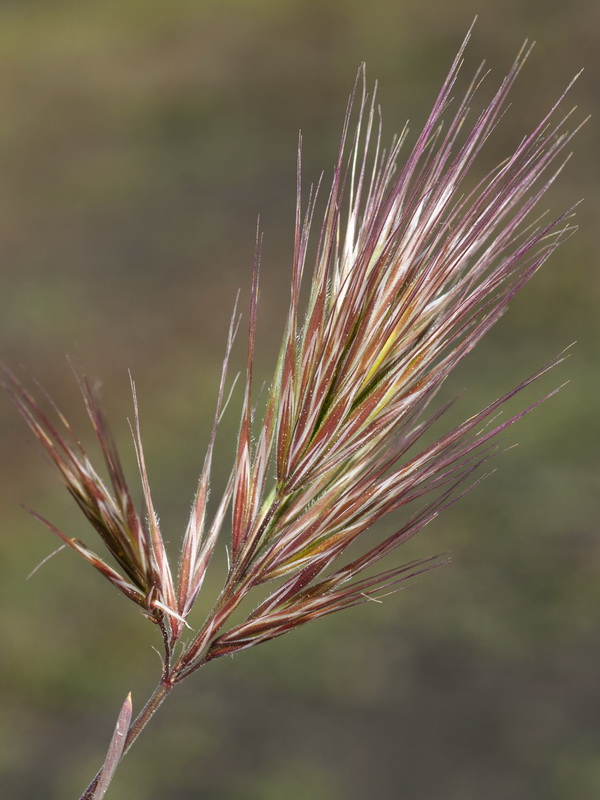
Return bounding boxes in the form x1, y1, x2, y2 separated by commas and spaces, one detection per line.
0, 1, 598, 798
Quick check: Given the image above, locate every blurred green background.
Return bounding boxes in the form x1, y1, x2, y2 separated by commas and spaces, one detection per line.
0, 1, 598, 798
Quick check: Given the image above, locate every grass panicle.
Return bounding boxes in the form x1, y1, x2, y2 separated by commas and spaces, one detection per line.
2, 27, 583, 799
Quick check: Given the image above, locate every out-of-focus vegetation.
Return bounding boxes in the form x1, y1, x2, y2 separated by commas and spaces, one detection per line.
0, 1, 598, 798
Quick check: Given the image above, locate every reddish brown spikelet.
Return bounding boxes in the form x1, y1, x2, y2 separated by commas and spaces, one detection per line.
4, 29, 583, 682
178, 35, 580, 667
2, 366, 177, 625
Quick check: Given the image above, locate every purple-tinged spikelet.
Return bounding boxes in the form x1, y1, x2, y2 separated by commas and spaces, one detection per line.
4, 31, 583, 681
